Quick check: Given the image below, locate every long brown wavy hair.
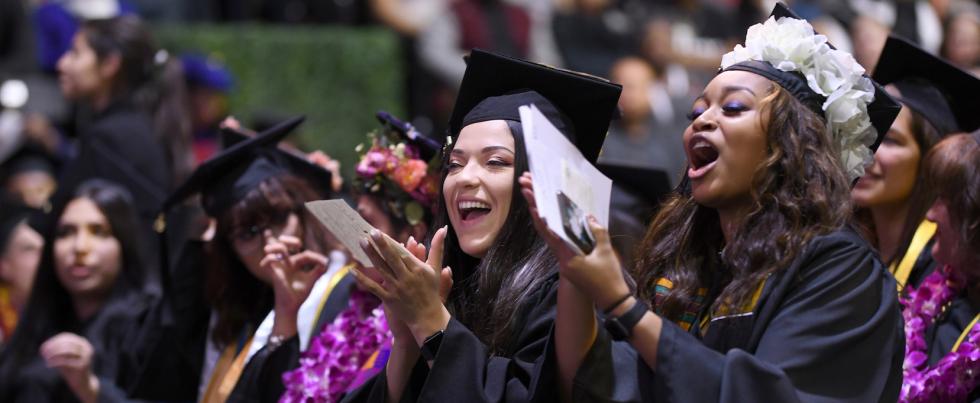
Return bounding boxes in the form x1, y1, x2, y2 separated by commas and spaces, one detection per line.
633, 85, 852, 321
206, 174, 327, 347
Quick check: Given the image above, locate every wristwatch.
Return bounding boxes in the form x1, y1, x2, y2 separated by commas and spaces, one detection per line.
420, 329, 445, 361
604, 299, 648, 341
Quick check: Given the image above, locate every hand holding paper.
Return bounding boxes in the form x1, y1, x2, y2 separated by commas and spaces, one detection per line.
520, 104, 612, 255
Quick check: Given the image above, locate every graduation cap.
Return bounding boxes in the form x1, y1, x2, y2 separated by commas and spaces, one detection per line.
0, 192, 37, 251
724, 3, 900, 150
448, 49, 622, 163
218, 123, 334, 199
872, 35, 980, 135
180, 53, 234, 92
162, 116, 332, 217
0, 144, 59, 181
376, 110, 442, 161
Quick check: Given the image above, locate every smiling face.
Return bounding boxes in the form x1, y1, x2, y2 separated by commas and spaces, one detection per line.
444, 120, 516, 258
53, 197, 122, 300
683, 70, 772, 211
852, 105, 920, 208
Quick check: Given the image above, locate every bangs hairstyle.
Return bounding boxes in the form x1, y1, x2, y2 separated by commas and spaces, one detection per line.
206, 174, 326, 347
923, 133, 980, 255
432, 121, 557, 356
633, 84, 851, 321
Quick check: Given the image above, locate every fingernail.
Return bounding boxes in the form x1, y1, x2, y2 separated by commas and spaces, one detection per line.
408, 236, 415, 244
370, 229, 381, 240
359, 238, 369, 249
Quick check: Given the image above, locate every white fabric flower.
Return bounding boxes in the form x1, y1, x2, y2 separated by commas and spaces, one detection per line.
720, 16, 878, 180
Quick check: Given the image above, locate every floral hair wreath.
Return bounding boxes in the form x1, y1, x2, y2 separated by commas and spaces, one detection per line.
354, 128, 440, 226
720, 16, 877, 181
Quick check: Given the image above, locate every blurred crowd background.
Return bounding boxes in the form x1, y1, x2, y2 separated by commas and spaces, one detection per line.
0, 0, 978, 199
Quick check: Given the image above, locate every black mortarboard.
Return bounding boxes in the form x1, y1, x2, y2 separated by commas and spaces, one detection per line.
217, 123, 334, 200
723, 3, 900, 150
597, 163, 672, 207
448, 49, 622, 163
0, 192, 36, 250
162, 116, 331, 216
0, 144, 59, 180
376, 110, 442, 161
873, 35, 980, 135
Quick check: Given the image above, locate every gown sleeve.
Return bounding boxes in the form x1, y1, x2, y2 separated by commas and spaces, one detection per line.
344, 276, 559, 403
117, 241, 211, 401
574, 231, 905, 403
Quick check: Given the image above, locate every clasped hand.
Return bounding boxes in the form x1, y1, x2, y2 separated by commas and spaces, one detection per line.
352, 227, 453, 347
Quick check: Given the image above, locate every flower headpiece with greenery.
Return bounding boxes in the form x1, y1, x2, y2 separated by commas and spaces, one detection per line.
353, 128, 440, 226
720, 15, 878, 181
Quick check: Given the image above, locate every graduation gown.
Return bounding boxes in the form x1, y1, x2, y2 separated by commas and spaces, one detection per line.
5, 291, 153, 403
573, 228, 905, 403
344, 274, 559, 403
43, 101, 171, 291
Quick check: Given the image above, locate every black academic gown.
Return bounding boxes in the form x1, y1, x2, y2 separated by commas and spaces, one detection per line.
227, 274, 357, 403
573, 228, 905, 403
6, 291, 153, 403
344, 274, 559, 403
44, 101, 171, 291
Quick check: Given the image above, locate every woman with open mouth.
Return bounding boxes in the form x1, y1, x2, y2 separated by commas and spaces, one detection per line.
344, 49, 620, 402
524, 4, 906, 402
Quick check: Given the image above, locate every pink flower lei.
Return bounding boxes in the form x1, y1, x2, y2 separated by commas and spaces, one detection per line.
901, 265, 980, 402
280, 288, 391, 403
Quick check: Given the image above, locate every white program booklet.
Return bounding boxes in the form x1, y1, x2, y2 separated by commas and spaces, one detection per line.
305, 199, 376, 267
520, 104, 611, 255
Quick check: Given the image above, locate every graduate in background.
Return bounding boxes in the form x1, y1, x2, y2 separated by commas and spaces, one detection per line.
852, 35, 980, 291
523, 4, 905, 402
0, 179, 152, 402
122, 117, 350, 403
0, 193, 42, 345
280, 113, 442, 402
899, 130, 980, 401
344, 49, 620, 402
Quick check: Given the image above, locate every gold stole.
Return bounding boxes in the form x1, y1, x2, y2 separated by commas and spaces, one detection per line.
889, 220, 937, 291
200, 264, 352, 403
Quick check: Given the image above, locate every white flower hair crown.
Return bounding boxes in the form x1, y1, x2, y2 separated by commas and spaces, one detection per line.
720, 15, 878, 181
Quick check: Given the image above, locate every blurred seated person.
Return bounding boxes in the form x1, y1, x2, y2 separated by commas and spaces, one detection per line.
598, 56, 688, 185
0, 192, 42, 345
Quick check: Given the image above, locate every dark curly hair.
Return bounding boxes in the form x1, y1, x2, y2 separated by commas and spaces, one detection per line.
633, 84, 852, 321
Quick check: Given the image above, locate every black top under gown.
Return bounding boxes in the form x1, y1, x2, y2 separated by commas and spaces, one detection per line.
343, 274, 560, 403
573, 228, 905, 403
4, 291, 153, 403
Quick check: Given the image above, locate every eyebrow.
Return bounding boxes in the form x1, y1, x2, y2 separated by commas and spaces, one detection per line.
694, 85, 758, 102
451, 146, 515, 156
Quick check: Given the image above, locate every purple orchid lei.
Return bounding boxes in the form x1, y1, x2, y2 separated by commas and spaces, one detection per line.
901, 265, 980, 402
280, 288, 391, 403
